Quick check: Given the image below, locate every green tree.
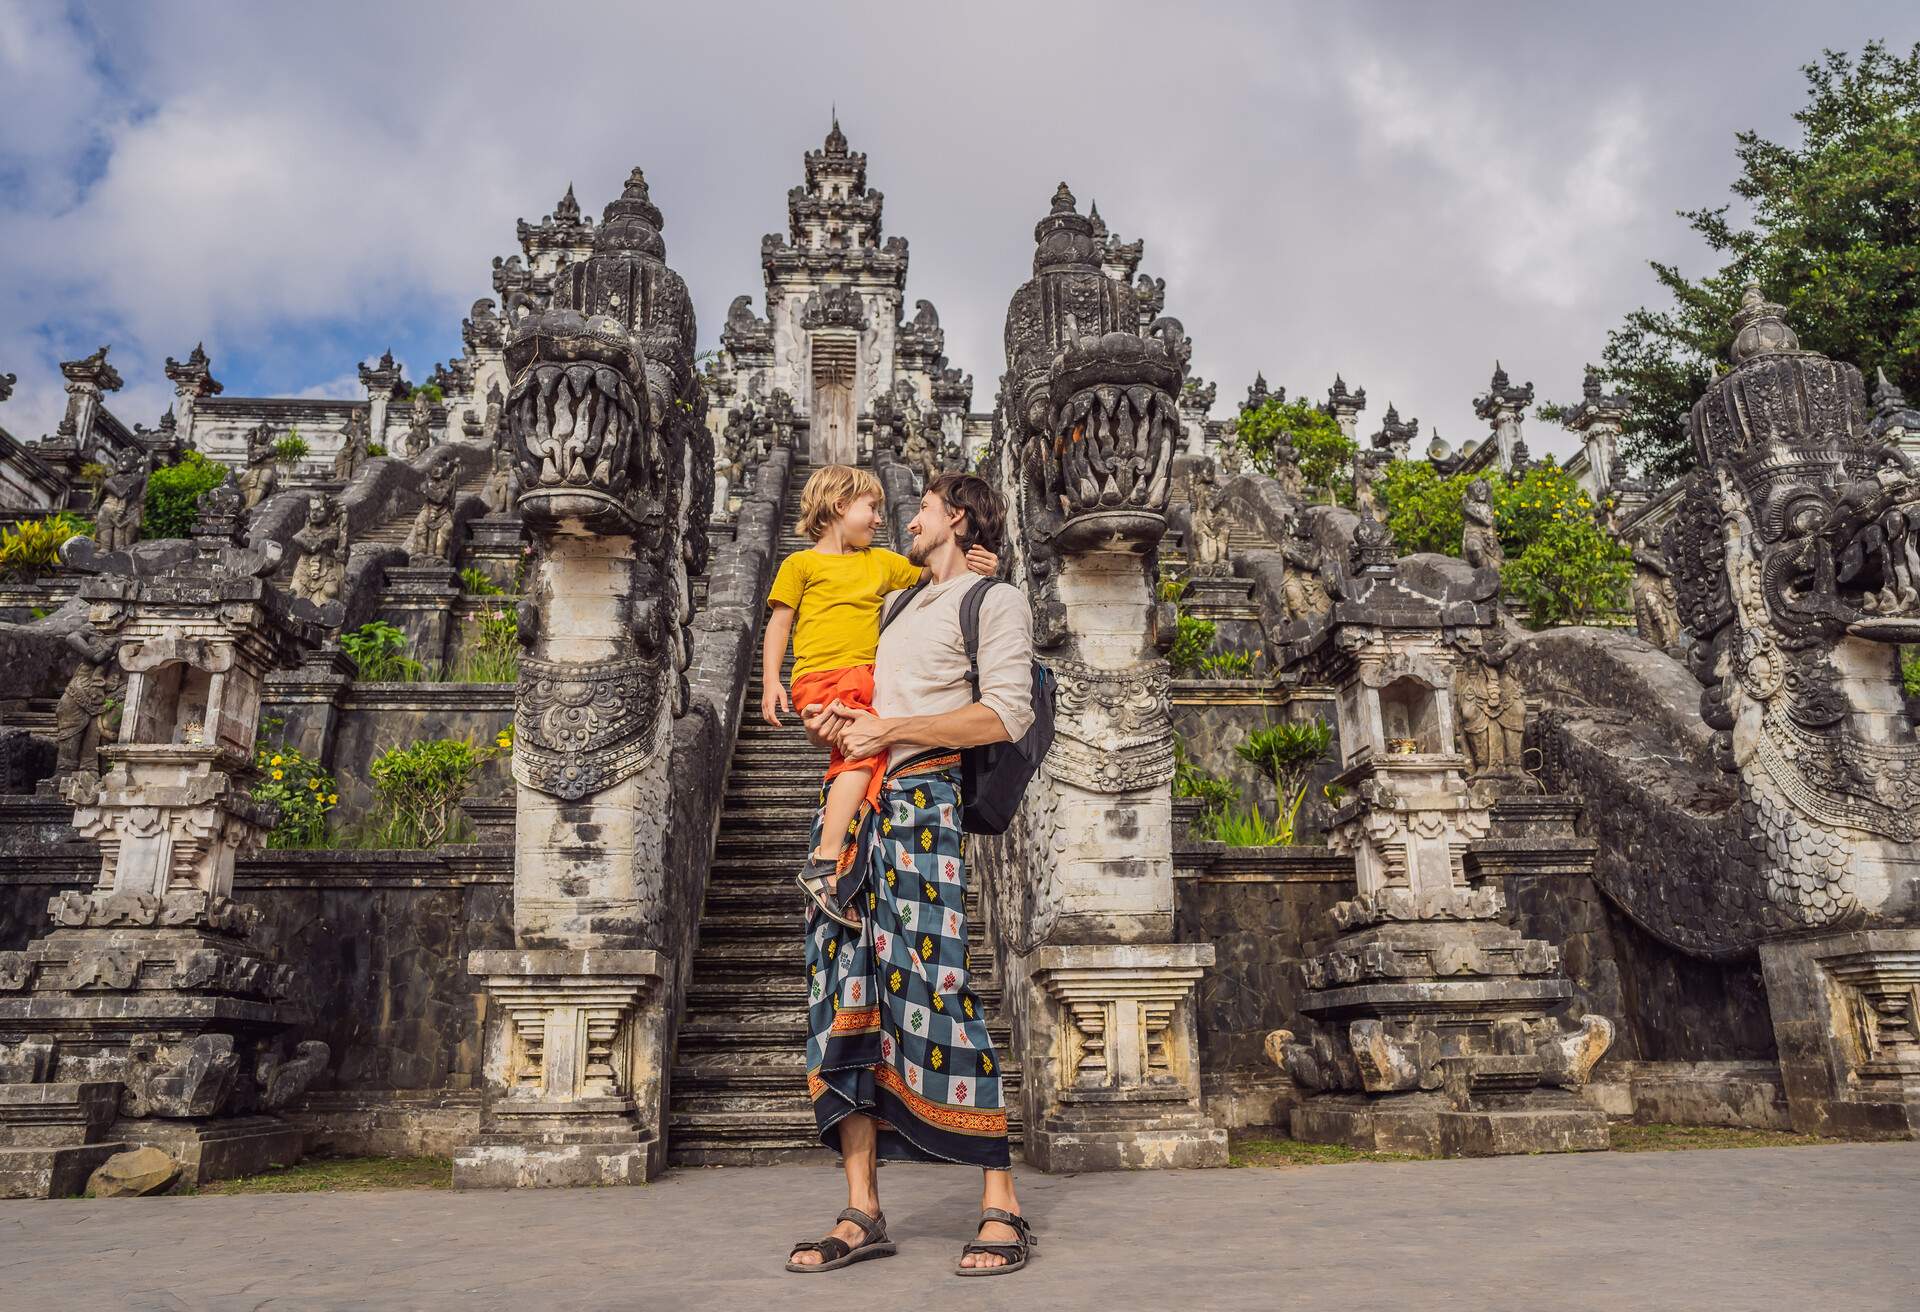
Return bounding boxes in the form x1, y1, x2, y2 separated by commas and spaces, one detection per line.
1232, 396, 1354, 502
142, 450, 229, 540
1598, 41, 1920, 483
1376, 460, 1475, 555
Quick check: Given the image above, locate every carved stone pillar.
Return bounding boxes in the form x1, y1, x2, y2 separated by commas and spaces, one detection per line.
359, 350, 404, 450
1472, 362, 1534, 473
163, 343, 223, 451
1268, 535, 1612, 1156
1326, 374, 1367, 447
453, 168, 710, 1189
1564, 367, 1628, 501
0, 536, 332, 1196
978, 186, 1226, 1171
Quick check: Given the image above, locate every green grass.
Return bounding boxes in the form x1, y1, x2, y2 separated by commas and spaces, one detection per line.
195, 1154, 452, 1194
1606, 1123, 1830, 1153
1228, 1134, 1423, 1168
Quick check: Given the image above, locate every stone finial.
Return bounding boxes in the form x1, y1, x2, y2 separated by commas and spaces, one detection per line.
60, 345, 123, 394
554, 183, 581, 223
1874, 367, 1907, 411
358, 350, 405, 398
1243, 372, 1275, 414
825, 113, 848, 156
1474, 361, 1535, 418
1328, 373, 1366, 412
1728, 283, 1800, 365
164, 343, 223, 399
1051, 181, 1077, 214
0, 372, 13, 404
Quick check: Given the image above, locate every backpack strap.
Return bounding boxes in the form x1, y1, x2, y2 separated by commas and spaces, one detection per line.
879, 577, 932, 637
957, 578, 1001, 702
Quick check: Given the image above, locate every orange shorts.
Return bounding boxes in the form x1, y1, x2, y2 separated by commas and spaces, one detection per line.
791, 663, 886, 814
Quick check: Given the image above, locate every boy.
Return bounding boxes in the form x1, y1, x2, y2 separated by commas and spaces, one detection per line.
763, 465, 994, 928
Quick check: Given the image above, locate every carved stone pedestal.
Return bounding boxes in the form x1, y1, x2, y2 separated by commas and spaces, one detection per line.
378, 564, 460, 674
1758, 929, 1920, 1139
463, 516, 526, 593
1022, 945, 1228, 1171
453, 949, 668, 1188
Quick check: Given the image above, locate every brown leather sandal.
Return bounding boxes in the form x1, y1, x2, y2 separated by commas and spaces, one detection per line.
795, 856, 862, 930
785, 1207, 896, 1273
955, 1207, 1036, 1276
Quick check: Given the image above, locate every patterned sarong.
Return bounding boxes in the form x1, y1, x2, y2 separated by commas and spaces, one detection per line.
804, 750, 1011, 1168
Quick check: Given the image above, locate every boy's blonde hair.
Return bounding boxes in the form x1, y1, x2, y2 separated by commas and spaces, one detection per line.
798, 464, 885, 541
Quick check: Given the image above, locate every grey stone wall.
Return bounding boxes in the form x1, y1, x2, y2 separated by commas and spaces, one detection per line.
1172, 683, 1343, 840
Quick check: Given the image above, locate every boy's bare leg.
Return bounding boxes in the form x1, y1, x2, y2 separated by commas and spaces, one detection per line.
788, 1113, 882, 1266
814, 768, 872, 924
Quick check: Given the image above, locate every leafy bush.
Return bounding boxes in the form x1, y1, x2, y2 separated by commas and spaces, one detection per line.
1377, 460, 1475, 556
367, 442, 388, 458
1198, 650, 1259, 679
254, 722, 339, 849
1374, 459, 1630, 627
1158, 573, 1188, 605
340, 620, 424, 682
1198, 804, 1290, 847
365, 735, 497, 848
1235, 717, 1335, 845
1905, 648, 1920, 699
1173, 738, 1240, 822
402, 382, 445, 405
459, 566, 503, 596
1169, 614, 1217, 675
1233, 395, 1354, 502
272, 432, 309, 466
143, 450, 228, 540
0, 512, 89, 580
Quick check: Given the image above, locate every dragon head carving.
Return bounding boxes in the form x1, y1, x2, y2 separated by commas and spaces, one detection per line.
503, 168, 706, 546
1663, 285, 1920, 930
1001, 184, 1187, 558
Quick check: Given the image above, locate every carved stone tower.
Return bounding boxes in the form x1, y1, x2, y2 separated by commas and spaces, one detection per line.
976, 185, 1227, 1170
454, 169, 712, 1188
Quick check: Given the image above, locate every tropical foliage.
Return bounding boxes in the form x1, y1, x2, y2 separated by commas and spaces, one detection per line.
340, 620, 424, 682
1231, 395, 1354, 502
1168, 614, 1218, 676
0, 512, 89, 581
365, 735, 498, 848
143, 450, 228, 540
1236, 717, 1334, 844
1594, 42, 1920, 483
254, 721, 339, 849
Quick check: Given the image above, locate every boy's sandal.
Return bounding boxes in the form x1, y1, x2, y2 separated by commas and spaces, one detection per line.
785, 1207, 896, 1272
796, 856, 862, 931
955, 1207, 1036, 1277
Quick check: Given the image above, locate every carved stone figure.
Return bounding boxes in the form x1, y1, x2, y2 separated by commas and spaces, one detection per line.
237, 422, 278, 510
1630, 528, 1682, 653
479, 442, 520, 517
482, 382, 506, 450
1281, 516, 1331, 621
52, 627, 121, 780
404, 455, 458, 563
899, 405, 941, 490
403, 390, 433, 458
1454, 636, 1527, 777
291, 495, 349, 606
1352, 453, 1381, 523
1187, 463, 1234, 578
331, 407, 371, 481
93, 448, 149, 552
1461, 477, 1502, 573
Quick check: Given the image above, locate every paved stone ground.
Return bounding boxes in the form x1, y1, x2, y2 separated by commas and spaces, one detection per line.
2, 1143, 1916, 1311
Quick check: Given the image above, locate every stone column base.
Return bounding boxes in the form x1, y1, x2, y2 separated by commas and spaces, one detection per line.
453, 949, 667, 1189
0, 1080, 125, 1198
1022, 944, 1229, 1172
1759, 928, 1920, 1139
1292, 1091, 1608, 1157
111, 1113, 303, 1187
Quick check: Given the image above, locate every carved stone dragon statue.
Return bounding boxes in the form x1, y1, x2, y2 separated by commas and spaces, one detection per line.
501, 167, 711, 808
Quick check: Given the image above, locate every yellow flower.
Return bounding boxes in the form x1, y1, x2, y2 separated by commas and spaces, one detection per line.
270, 755, 283, 766
271, 769, 284, 780
327, 793, 338, 804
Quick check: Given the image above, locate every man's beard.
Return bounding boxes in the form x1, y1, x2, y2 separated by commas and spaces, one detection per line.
907, 534, 934, 566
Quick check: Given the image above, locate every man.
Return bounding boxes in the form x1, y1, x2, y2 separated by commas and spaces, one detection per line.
786, 472, 1038, 1277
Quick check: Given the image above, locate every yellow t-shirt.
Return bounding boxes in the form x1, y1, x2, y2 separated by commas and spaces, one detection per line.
768, 547, 924, 680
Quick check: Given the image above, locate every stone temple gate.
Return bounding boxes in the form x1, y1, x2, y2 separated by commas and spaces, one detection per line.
0, 127, 1916, 1195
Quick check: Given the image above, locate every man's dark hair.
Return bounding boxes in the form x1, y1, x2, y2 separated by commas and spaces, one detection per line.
927, 471, 1005, 555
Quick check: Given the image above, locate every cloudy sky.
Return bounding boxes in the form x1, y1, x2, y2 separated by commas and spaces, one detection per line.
2, 1, 1914, 464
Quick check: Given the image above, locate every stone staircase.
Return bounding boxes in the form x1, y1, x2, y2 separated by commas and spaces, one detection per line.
357, 456, 490, 548
668, 485, 1021, 1166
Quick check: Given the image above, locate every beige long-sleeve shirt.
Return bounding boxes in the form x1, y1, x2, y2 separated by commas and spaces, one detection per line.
874, 573, 1035, 770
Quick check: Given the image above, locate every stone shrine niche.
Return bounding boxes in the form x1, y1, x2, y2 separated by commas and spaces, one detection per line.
1376, 675, 1442, 756
119, 636, 245, 753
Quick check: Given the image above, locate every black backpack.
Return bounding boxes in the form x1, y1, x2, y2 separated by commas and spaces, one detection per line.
880, 577, 1056, 835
